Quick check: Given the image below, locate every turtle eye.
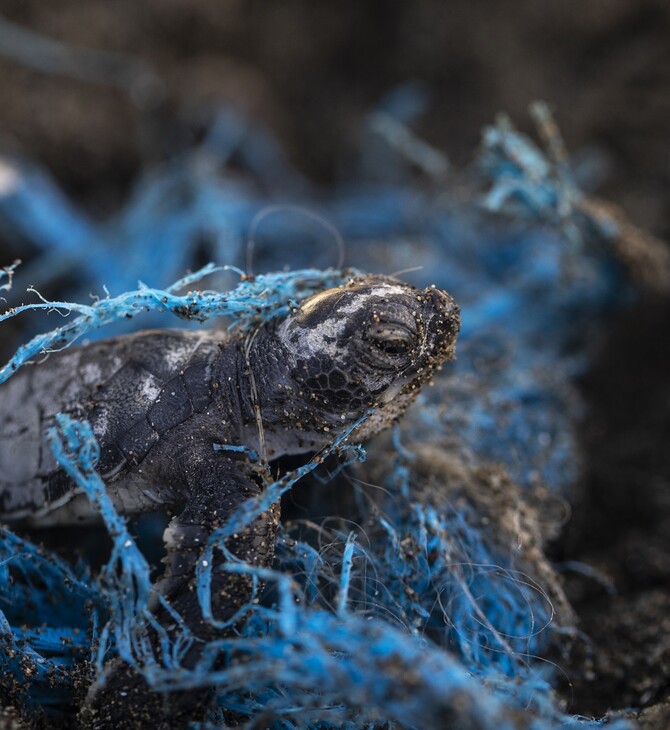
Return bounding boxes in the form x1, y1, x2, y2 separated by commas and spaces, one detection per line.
374, 335, 411, 355
363, 323, 416, 368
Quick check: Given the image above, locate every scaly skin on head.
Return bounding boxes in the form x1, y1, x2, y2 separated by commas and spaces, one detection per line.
231, 275, 461, 458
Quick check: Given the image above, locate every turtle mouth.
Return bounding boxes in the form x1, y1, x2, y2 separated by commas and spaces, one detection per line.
379, 378, 407, 404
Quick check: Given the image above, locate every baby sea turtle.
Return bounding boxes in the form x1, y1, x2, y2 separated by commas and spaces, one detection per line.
0, 274, 460, 726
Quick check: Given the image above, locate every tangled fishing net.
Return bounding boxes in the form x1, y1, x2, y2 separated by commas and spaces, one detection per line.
2, 99, 666, 729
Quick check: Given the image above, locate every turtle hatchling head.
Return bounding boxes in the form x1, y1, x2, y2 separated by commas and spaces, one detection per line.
276, 274, 460, 440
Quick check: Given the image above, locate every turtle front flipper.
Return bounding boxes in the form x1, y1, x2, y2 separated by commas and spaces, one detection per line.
157, 455, 278, 637
81, 454, 279, 729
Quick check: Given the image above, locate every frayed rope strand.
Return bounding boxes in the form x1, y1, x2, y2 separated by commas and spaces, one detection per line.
0, 259, 20, 293
0, 265, 353, 384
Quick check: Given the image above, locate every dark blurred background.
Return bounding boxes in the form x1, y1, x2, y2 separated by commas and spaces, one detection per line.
1, 1, 670, 717
0, 0, 669, 235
